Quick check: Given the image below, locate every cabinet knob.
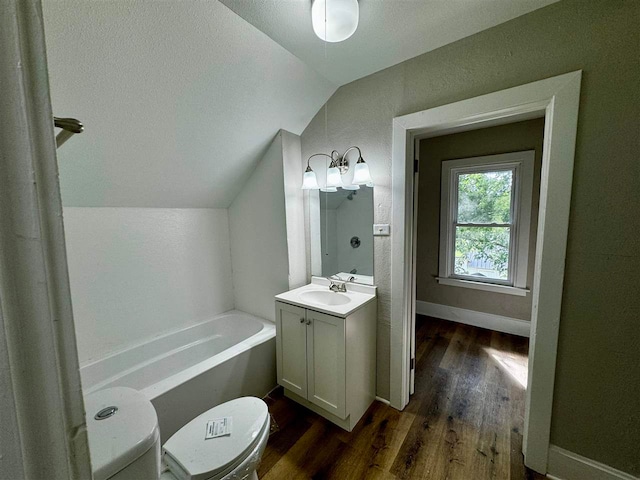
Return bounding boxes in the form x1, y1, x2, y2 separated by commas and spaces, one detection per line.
306, 320, 312, 325
300, 318, 305, 323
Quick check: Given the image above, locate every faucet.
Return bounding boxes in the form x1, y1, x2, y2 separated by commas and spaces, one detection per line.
329, 280, 347, 293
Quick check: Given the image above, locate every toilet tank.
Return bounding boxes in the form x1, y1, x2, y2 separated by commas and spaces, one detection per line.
84, 387, 161, 480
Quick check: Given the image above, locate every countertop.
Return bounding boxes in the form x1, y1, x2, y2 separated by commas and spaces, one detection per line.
275, 277, 377, 318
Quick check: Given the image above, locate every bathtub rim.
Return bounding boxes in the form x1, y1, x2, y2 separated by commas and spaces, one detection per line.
81, 310, 275, 400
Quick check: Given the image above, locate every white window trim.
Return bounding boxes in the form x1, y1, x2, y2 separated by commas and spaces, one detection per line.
435, 277, 530, 296
438, 151, 535, 293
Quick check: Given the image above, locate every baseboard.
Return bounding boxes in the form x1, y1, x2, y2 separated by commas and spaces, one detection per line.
415, 301, 530, 337
375, 396, 390, 406
547, 445, 638, 480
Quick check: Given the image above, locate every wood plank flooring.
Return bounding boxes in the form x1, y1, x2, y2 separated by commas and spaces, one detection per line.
260, 316, 543, 480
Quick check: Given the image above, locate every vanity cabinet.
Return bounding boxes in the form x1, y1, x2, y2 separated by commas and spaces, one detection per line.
275, 299, 376, 432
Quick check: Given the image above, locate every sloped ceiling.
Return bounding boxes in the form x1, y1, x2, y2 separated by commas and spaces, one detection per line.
43, 1, 336, 207
220, 0, 560, 86
44, 0, 559, 208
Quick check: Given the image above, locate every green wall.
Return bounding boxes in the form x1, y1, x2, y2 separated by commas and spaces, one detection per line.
417, 119, 545, 321
301, 0, 640, 474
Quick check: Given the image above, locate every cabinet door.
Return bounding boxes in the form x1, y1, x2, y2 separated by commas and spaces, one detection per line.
306, 310, 346, 419
275, 302, 307, 397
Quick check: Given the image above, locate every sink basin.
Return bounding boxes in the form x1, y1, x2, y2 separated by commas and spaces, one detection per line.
299, 290, 351, 306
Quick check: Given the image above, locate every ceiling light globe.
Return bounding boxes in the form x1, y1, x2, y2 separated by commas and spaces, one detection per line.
312, 0, 359, 43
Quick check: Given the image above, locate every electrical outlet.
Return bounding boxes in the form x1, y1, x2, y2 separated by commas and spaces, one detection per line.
373, 224, 390, 236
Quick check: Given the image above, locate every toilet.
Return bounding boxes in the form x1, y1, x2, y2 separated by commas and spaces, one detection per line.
84, 387, 270, 480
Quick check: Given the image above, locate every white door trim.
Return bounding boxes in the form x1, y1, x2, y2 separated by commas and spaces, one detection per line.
0, 1, 92, 478
390, 71, 582, 474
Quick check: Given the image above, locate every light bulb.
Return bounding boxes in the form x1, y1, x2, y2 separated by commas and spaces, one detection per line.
312, 0, 359, 43
320, 187, 338, 192
342, 184, 360, 190
302, 169, 320, 190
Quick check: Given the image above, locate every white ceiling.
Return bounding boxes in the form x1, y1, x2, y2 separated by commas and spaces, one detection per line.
43, 1, 335, 207
220, 0, 560, 86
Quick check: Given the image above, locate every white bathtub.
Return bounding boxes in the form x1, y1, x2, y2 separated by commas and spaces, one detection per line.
80, 310, 276, 442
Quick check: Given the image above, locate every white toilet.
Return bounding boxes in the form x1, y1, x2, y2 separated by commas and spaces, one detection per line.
84, 387, 270, 480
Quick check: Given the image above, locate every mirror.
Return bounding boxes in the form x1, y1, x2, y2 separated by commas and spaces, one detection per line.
310, 188, 374, 285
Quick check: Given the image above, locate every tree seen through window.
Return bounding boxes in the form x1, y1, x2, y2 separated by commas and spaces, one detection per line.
454, 170, 513, 280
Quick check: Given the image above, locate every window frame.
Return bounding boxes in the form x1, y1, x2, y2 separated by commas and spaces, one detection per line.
438, 151, 535, 294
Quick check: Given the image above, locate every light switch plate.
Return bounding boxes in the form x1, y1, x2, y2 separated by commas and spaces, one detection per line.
373, 224, 390, 236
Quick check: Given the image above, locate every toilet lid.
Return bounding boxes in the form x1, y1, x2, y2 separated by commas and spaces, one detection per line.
163, 397, 269, 480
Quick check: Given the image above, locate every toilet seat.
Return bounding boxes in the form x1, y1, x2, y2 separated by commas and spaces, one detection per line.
163, 397, 269, 480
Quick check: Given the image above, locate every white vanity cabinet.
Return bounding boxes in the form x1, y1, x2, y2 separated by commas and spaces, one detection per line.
275, 298, 376, 432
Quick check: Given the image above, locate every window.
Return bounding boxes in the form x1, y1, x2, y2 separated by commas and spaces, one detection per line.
438, 151, 534, 295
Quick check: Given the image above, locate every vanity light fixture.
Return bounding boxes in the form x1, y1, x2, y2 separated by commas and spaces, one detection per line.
302, 146, 373, 190
311, 0, 359, 43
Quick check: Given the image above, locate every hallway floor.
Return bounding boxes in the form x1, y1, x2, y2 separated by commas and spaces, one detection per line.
260, 315, 542, 479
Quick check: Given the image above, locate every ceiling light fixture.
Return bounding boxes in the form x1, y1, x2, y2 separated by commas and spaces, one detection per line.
311, 0, 359, 43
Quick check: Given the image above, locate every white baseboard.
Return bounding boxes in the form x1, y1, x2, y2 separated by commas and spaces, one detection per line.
415, 300, 530, 337
547, 445, 638, 480
375, 396, 390, 406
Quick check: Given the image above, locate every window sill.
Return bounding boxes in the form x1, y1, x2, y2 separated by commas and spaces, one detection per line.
436, 277, 530, 296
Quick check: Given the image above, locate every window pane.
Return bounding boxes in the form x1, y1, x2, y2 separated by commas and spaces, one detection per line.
457, 170, 513, 224
454, 226, 510, 280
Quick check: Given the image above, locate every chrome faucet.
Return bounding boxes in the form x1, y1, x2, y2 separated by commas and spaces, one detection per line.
329, 280, 347, 293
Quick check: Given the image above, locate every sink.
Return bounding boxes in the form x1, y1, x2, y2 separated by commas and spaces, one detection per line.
299, 290, 351, 306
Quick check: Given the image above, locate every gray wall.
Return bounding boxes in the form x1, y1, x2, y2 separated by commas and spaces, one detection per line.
417, 119, 544, 320
300, 0, 640, 474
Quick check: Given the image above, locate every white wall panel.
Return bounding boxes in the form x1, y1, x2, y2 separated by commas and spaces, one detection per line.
229, 134, 290, 321
64, 207, 234, 364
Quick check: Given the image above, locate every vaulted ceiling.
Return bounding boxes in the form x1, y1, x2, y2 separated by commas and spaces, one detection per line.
220, 0, 560, 86
44, 0, 558, 208
44, 1, 335, 207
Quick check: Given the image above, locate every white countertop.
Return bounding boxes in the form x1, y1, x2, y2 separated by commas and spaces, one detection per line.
275, 277, 377, 318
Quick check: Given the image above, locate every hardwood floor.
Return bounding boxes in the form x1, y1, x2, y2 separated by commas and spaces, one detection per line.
260, 316, 543, 480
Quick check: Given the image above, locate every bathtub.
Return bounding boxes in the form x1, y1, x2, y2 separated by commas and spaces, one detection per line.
80, 310, 276, 442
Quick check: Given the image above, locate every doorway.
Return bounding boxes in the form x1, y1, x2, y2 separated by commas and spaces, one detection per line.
406, 118, 546, 477
389, 71, 582, 473
413, 119, 545, 335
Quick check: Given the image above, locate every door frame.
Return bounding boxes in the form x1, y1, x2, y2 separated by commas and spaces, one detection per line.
389, 71, 582, 473
0, 0, 92, 478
